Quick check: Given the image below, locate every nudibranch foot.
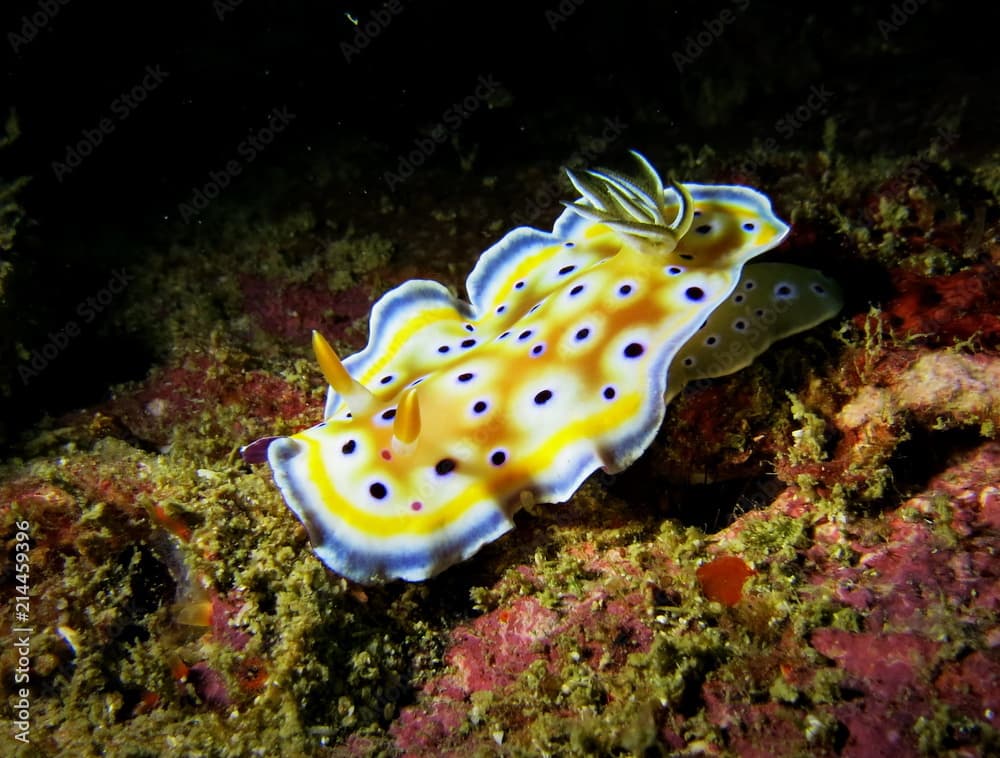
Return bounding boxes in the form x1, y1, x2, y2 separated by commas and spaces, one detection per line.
261, 151, 843, 584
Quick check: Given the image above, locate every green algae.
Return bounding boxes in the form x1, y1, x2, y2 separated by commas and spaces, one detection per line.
784, 391, 832, 467
1, 432, 445, 754
728, 512, 810, 563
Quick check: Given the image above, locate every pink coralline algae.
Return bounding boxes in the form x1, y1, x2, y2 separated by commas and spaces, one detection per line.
799, 440, 1000, 755
391, 574, 654, 755
814, 631, 936, 690
107, 353, 313, 447
447, 596, 560, 694
935, 650, 1000, 721
239, 274, 374, 343
810, 628, 941, 739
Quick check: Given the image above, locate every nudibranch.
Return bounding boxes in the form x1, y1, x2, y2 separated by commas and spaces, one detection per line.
260, 151, 842, 584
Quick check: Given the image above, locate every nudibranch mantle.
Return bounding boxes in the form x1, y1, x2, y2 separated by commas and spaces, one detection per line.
264, 151, 842, 584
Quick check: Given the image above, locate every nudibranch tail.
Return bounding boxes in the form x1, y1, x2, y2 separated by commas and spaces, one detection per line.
262, 150, 842, 584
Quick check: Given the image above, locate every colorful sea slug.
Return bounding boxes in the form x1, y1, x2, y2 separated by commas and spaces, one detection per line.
260, 151, 842, 584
